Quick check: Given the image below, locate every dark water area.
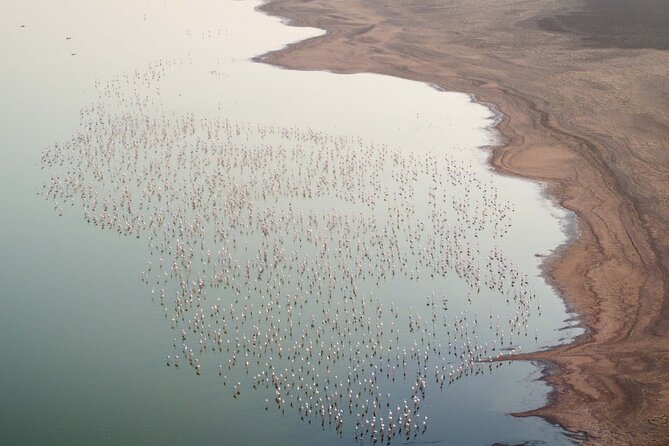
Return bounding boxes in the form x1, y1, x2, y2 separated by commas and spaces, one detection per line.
536, 0, 669, 50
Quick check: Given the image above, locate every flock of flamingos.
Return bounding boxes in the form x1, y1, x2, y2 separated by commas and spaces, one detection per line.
39, 53, 548, 444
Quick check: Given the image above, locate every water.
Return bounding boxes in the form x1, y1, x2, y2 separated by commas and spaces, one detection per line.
0, 0, 582, 445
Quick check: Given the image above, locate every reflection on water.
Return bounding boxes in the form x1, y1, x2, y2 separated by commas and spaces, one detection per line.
1, 0, 581, 445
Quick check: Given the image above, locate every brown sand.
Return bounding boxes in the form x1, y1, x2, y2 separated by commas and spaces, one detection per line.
256, 0, 669, 444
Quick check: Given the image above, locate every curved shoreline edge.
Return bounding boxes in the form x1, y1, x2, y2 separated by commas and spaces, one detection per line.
253, 0, 669, 444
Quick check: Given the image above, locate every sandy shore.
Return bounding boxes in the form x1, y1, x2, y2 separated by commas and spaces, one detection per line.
256, 0, 669, 444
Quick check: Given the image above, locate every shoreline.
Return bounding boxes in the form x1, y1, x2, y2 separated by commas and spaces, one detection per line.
254, 0, 669, 444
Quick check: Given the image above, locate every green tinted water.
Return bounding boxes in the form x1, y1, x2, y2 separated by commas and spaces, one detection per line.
0, 1, 582, 445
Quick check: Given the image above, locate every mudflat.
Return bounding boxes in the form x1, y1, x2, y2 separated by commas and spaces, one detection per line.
537, 0, 669, 50
257, 0, 669, 444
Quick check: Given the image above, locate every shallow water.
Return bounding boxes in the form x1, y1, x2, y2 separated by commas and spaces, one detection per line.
1, 1, 582, 445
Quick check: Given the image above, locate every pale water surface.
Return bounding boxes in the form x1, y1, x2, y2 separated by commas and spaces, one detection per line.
0, 1, 582, 445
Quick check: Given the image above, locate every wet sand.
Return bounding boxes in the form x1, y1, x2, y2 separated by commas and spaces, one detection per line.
256, 0, 669, 444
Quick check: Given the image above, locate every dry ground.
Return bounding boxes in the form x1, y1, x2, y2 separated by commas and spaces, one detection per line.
257, 0, 669, 444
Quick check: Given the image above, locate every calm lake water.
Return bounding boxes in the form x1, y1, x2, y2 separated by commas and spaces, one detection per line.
0, 1, 582, 445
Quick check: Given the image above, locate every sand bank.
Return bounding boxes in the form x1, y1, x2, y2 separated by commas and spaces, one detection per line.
256, 0, 669, 443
